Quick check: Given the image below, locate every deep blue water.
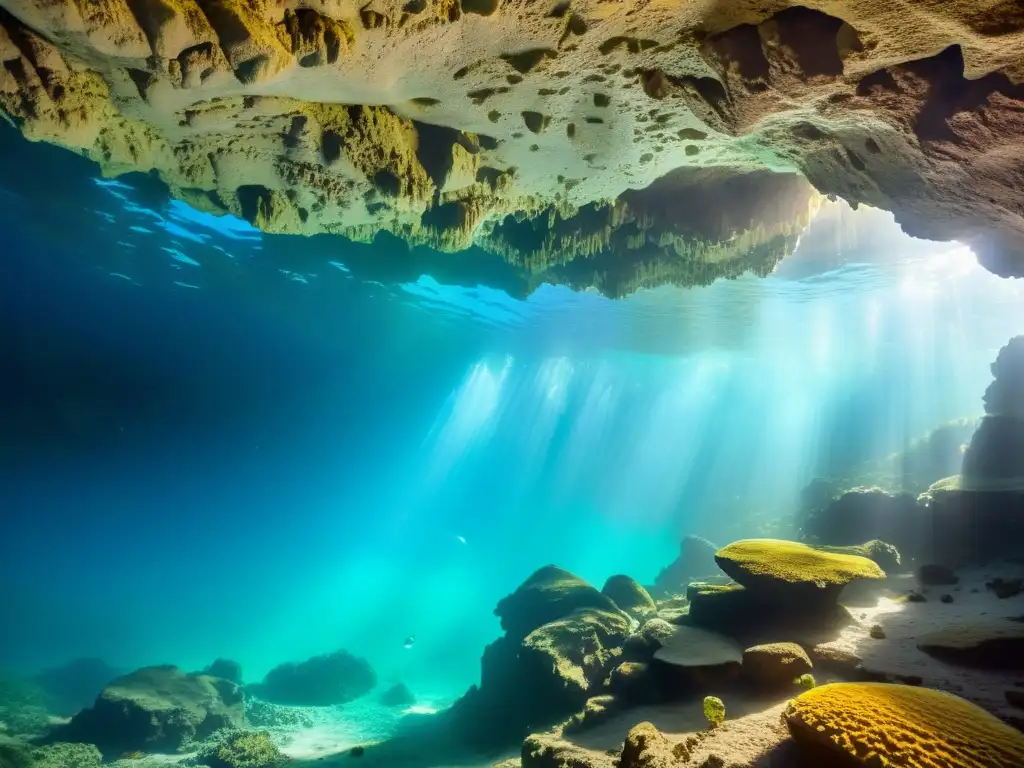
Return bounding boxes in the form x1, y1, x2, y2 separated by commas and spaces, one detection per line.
1, 123, 1022, 705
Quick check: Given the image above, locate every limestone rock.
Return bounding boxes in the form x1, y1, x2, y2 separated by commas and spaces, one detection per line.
51, 665, 243, 755
601, 575, 656, 620
785, 683, 1024, 767
742, 643, 812, 689
3, 1, 1024, 287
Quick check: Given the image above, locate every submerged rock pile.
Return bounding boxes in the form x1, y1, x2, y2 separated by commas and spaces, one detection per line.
1, 2, 1024, 292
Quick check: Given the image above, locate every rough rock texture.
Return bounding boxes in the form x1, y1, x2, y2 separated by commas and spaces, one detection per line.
249, 650, 375, 706
445, 566, 631, 751
2, 1, 1024, 290
29, 742, 103, 768
785, 683, 1024, 767
600, 575, 657, 620
715, 539, 886, 593
50, 665, 244, 755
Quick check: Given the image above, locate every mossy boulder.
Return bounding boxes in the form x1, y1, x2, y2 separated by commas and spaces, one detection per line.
601, 575, 656, 620
199, 730, 286, 768
607, 662, 655, 704
716, 539, 886, 592
251, 651, 375, 706
495, 565, 623, 639
785, 683, 1024, 766
51, 665, 243, 755
742, 643, 812, 689
816, 539, 901, 574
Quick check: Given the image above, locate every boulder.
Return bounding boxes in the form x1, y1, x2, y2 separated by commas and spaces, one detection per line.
921, 489, 1024, 564
601, 575, 656, 620
445, 567, 631, 752
31, 659, 121, 717
651, 625, 742, 694
379, 683, 415, 707
50, 665, 243, 755
785, 683, 1024, 766
815, 540, 902, 573
742, 643, 812, 689
715, 539, 885, 601
200, 659, 243, 686
495, 566, 622, 639
983, 336, 1024, 418
251, 651, 375, 706
916, 621, 1024, 670
521, 732, 611, 768
619, 722, 686, 767
607, 662, 655, 704
652, 536, 719, 597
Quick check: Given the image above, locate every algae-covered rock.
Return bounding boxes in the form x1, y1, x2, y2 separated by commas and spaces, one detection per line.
51, 665, 243, 755
521, 732, 608, 768
619, 721, 685, 767
601, 575, 656, 620
651, 625, 742, 682
0, 674, 51, 738
816, 540, 901, 574
198, 730, 286, 768
495, 566, 622, 639
785, 683, 1024, 766
29, 742, 102, 768
0, 735, 33, 768
716, 539, 886, 591
607, 662, 655, 704
742, 643, 812, 689
252, 651, 375, 706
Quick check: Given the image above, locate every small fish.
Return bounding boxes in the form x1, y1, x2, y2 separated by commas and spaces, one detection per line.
456, 535, 467, 545
403, 636, 416, 649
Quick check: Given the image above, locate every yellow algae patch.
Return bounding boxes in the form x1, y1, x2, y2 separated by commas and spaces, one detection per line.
715, 539, 885, 588
785, 683, 1024, 768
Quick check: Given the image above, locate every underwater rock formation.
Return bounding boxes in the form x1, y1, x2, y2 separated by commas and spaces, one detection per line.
249, 650, 375, 706
741, 642, 813, 690
50, 665, 243, 755
600, 575, 656, 621
0, 673, 51, 739
963, 336, 1024, 491
2, 1, 1024, 289
652, 535, 720, 598
800, 487, 922, 557
442, 565, 631, 750
199, 659, 243, 686
379, 682, 415, 707
785, 683, 1024, 766
688, 539, 884, 639
196, 729, 286, 768
917, 622, 1024, 670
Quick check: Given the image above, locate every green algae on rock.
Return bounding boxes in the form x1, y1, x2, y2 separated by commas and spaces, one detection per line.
601, 575, 657, 621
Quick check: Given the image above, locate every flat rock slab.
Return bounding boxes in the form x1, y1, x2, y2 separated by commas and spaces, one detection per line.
917, 621, 1024, 670
652, 626, 742, 669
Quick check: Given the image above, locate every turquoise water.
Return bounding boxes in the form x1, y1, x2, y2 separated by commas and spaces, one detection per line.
1, 125, 1022, 755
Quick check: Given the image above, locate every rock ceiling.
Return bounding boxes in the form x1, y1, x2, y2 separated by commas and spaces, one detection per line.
0, 0, 1022, 295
